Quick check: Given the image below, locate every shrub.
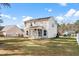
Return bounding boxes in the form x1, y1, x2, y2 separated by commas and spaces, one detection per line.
56, 32, 60, 38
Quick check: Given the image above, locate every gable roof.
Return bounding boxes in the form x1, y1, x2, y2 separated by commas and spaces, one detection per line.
0, 26, 4, 31
20, 29, 24, 32
1, 25, 15, 31
24, 16, 52, 23
1, 25, 23, 32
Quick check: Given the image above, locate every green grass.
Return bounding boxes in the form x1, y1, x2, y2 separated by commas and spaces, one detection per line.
0, 37, 79, 56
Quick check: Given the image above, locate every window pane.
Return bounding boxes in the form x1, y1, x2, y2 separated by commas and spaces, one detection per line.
44, 30, 47, 36
38, 29, 42, 36
52, 24, 54, 27
31, 23, 32, 26
26, 31, 28, 35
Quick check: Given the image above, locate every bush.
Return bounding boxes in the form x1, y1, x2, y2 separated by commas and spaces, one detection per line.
56, 32, 60, 38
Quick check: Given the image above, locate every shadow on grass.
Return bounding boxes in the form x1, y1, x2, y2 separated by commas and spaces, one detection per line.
0, 39, 28, 43
50, 37, 75, 40
0, 42, 79, 56
0, 37, 79, 56
0, 42, 25, 50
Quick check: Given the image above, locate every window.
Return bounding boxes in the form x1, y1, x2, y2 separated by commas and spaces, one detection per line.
34, 29, 36, 31
52, 24, 54, 27
44, 30, 47, 36
26, 31, 28, 35
30, 23, 32, 26
24, 22, 26, 26
34, 21, 35, 24
38, 29, 42, 36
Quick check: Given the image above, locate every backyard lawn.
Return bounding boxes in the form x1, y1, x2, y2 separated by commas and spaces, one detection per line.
0, 37, 79, 56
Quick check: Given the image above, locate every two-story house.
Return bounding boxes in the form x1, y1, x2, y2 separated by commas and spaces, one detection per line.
24, 16, 57, 39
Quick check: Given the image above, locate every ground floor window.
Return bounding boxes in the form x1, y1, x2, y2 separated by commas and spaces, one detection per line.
44, 30, 47, 36
26, 31, 28, 35
38, 29, 42, 36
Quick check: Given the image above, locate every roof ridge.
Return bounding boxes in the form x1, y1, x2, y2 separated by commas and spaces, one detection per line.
25, 16, 53, 22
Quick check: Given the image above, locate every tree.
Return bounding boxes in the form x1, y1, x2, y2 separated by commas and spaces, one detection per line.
0, 15, 3, 24
58, 23, 68, 35
0, 3, 10, 26
74, 20, 79, 33
0, 3, 10, 8
75, 20, 79, 25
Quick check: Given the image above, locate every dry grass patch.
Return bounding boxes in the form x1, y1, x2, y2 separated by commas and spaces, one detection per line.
0, 37, 79, 55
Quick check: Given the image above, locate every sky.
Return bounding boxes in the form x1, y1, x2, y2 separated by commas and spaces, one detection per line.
0, 3, 79, 28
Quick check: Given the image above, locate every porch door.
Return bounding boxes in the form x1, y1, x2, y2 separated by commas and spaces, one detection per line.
31, 29, 38, 39
31, 29, 42, 39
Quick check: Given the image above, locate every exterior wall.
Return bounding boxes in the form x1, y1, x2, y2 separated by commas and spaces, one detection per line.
24, 20, 49, 38
24, 28, 29, 37
25, 20, 48, 29
24, 17, 57, 39
27, 29, 48, 39
47, 17, 57, 38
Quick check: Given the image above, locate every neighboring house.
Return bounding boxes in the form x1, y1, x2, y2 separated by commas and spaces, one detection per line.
1, 25, 24, 37
63, 30, 75, 36
58, 24, 79, 36
24, 16, 57, 39
0, 26, 4, 36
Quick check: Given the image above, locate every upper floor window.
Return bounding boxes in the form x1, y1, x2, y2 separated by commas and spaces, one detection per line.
52, 24, 54, 27
34, 21, 36, 24
24, 22, 26, 26
30, 23, 32, 26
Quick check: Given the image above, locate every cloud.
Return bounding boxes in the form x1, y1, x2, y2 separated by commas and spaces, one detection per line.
74, 11, 79, 16
59, 3, 67, 6
16, 24, 21, 28
48, 9, 52, 13
64, 9, 76, 17
56, 16, 64, 20
56, 16, 64, 24
4, 14, 10, 18
12, 17, 17, 20
22, 16, 26, 18
0, 13, 17, 21
65, 9, 79, 17
16, 23, 24, 28
45, 8, 53, 13
0, 14, 11, 19
56, 9, 79, 24
23, 16, 33, 21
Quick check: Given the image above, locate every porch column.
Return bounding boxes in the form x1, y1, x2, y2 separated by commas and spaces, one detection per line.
29, 29, 31, 37
36, 29, 39, 38
30, 29, 34, 39
42, 29, 44, 38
